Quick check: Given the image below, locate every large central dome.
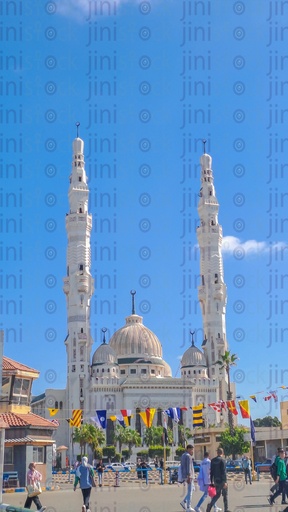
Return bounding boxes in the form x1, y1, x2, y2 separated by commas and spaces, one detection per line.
109, 313, 163, 359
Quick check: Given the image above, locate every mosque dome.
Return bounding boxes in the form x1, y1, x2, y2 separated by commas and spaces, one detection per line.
109, 313, 163, 359
181, 341, 207, 368
91, 329, 117, 366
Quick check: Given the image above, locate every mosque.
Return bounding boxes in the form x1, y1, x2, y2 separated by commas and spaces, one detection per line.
32, 135, 234, 456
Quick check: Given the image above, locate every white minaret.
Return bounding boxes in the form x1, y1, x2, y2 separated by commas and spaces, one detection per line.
196, 148, 228, 400
63, 129, 94, 418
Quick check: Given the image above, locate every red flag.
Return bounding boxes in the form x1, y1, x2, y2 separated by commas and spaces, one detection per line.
226, 400, 238, 415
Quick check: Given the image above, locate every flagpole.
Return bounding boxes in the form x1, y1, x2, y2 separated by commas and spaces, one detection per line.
250, 440, 256, 482
163, 442, 167, 484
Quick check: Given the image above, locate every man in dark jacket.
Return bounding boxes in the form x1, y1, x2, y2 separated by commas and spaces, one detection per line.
206, 448, 230, 512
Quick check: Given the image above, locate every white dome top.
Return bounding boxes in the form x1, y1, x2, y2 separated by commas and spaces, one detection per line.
200, 153, 212, 170
109, 314, 163, 359
92, 341, 117, 366
181, 343, 207, 368
73, 137, 84, 155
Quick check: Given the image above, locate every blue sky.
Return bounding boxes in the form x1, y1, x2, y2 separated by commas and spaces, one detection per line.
2, 0, 288, 422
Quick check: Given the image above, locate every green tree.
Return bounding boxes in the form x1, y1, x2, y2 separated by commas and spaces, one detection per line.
143, 426, 163, 446
254, 416, 281, 427
113, 426, 141, 456
219, 426, 250, 459
178, 425, 193, 448
72, 423, 106, 457
216, 351, 239, 434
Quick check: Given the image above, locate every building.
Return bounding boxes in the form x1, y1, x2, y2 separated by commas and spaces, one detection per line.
32, 136, 233, 457
0, 355, 57, 487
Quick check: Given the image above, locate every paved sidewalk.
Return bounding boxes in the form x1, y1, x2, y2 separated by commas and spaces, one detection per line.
1, 478, 278, 512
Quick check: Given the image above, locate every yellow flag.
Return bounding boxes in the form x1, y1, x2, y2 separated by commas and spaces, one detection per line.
48, 408, 59, 417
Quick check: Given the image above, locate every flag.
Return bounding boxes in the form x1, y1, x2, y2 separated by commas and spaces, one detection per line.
269, 391, 278, 403
250, 395, 257, 403
192, 404, 204, 427
48, 408, 59, 417
226, 400, 238, 415
51, 418, 60, 426
162, 412, 168, 445
264, 395, 272, 401
250, 417, 256, 444
69, 409, 83, 427
93, 410, 107, 429
164, 407, 180, 423
238, 400, 250, 419
121, 409, 133, 427
139, 408, 156, 428
208, 401, 226, 413
110, 415, 126, 427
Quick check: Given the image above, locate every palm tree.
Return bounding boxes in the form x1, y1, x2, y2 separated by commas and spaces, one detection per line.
123, 428, 141, 457
216, 350, 239, 434
178, 425, 193, 448
113, 425, 127, 453
143, 426, 163, 446
72, 423, 105, 457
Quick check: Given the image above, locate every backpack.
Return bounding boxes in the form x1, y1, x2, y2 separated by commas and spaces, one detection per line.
270, 462, 277, 480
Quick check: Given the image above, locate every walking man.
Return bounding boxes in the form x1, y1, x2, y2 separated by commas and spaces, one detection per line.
180, 444, 195, 512
269, 448, 287, 505
206, 448, 231, 512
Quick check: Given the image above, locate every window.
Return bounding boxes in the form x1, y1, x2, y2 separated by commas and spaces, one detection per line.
120, 370, 125, 374
4, 447, 13, 464
59, 401, 63, 410
79, 176, 82, 181
130, 369, 136, 374
141, 369, 147, 374
79, 264, 84, 271
11, 378, 31, 405
151, 369, 155, 374
33, 447, 45, 463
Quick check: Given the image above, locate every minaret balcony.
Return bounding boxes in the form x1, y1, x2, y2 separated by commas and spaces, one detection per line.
63, 277, 70, 294
78, 276, 90, 292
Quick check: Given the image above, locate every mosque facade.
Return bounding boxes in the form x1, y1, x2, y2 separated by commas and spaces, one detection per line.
32, 136, 233, 454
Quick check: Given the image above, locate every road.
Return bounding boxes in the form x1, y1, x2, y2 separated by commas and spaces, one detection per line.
1, 479, 278, 512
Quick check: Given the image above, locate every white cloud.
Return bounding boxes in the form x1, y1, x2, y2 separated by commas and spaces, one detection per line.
55, 0, 133, 19
221, 236, 287, 256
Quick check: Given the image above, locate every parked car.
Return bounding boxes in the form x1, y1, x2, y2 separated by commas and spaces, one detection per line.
106, 462, 129, 471
123, 462, 136, 469
254, 459, 272, 472
193, 460, 201, 472
226, 459, 243, 472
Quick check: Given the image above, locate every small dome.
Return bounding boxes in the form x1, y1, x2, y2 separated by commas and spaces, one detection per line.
92, 342, 117, 366
109, 314, 163, 359
162, 360, 172, 377
73, 137, 84, 155
200, 153, 212, 170
181, 344, 207, 368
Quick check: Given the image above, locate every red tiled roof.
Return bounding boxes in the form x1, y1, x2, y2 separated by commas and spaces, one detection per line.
0, 412, 58, 429
3, 356, 39, 375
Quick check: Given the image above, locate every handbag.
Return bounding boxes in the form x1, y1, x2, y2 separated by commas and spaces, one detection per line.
26, 481, 42, 497
208, 485, 217, 498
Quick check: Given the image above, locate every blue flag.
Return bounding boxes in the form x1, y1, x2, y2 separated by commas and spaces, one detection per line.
96, 409, 107, 429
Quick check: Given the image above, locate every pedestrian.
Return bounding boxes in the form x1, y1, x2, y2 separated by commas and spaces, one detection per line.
270, 447, 282, 494
24, 462, 46, 512
242, 456, 252, 485
195, 452, 221, 512
74, 456, 95, 512
179, 444, 195, 512
206, 448, 231, 512
96, 459, 105, 487
269, 448, 287, 505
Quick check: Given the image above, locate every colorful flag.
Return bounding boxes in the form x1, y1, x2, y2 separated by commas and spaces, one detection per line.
238, 400, 250, 419
139, 408, 156, 428
192, 404, 204, 427
69, 409, 83, 427
95, 410, 107, 429
208, 401, 226, 413
48, 408, 59, 417
250, 395, 257, 403
51, 418, 60, 426
110, 415, 126, 427
250, 417, 256, 444
264, 395, 272, 401
226, 400, 238, 415
164, 407, 180, 423
121, 409, 133, 427
269, 391, 278, 403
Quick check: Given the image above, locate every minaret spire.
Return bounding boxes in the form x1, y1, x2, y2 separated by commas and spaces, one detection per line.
196, 150, 228, 400
130, 290, 136, 314
63, 134, 94, 417
76, 121, 80, 138
190, 330, 195, 347
101, 327, 107, 344
202, 139, 207, 154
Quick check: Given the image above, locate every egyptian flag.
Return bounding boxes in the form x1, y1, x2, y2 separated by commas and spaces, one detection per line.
139, 408, 156, 428
69, 409, 83, 427
162, 412, 168, 445
192, 404, 204, 427
238, 400, 250, 419
226, 400, 238, 416
48, 408, 59, 417
121, 409, 133, 427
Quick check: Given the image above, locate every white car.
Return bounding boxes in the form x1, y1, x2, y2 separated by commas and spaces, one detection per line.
123, 462, 136, 469
106, 462, 125, 471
